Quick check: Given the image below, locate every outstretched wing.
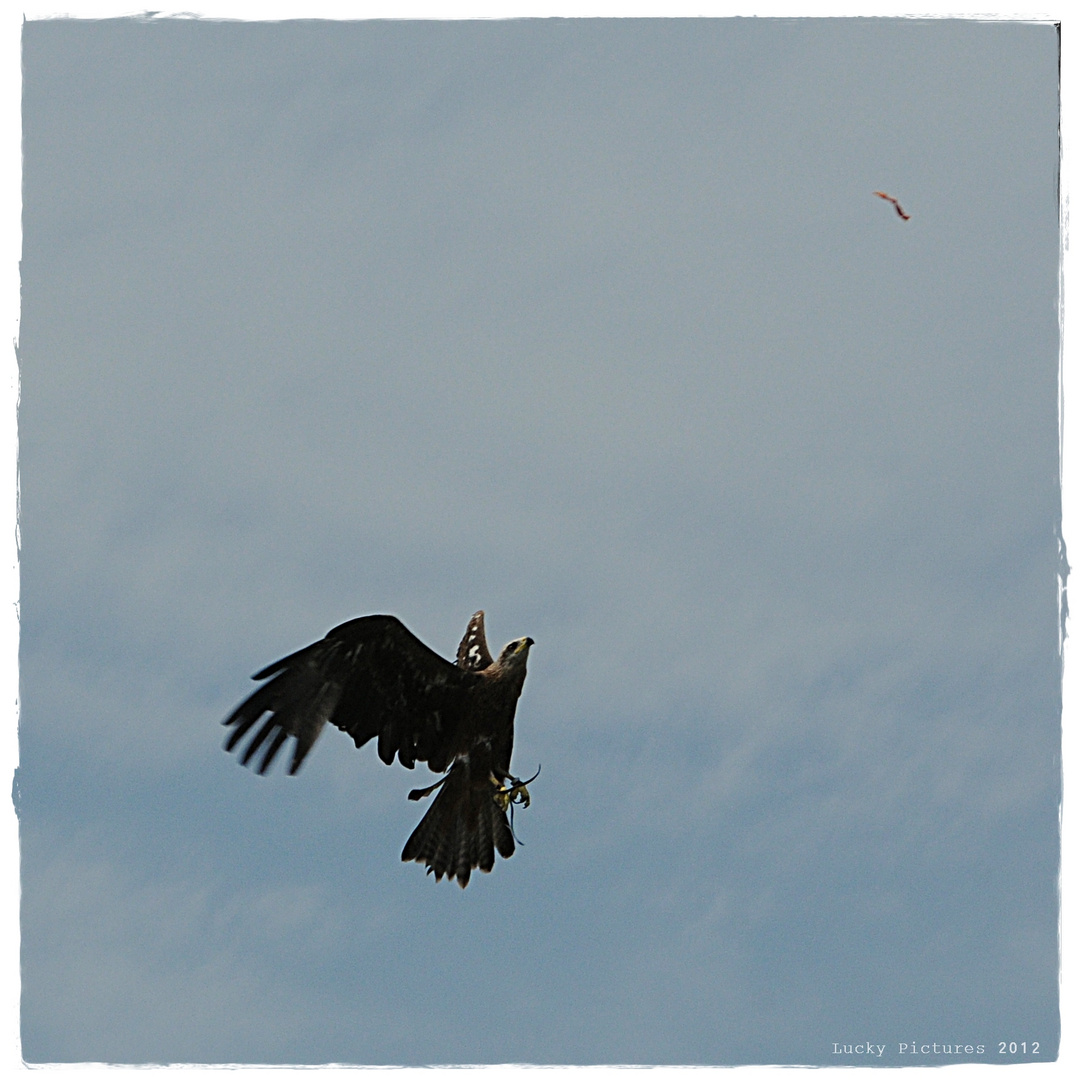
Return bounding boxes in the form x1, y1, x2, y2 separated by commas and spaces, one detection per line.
222, 616, 479, 776
456, 610, 494, 671
873, 190, 910, 221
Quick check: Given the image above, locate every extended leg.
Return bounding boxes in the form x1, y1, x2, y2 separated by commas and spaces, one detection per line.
492, 765, 541, 811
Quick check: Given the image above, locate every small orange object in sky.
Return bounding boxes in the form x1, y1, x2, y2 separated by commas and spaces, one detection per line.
873, 191, 910, 221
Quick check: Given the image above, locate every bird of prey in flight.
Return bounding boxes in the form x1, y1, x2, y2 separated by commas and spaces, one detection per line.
873, 191, 910, 220
223, 611, 536, 888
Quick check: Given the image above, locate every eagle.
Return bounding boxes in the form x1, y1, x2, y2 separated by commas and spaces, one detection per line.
222, 611, 536, 888
873, 190, 911, 221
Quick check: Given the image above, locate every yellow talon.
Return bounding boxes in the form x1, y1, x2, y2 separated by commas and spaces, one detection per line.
491, 773, 535, 812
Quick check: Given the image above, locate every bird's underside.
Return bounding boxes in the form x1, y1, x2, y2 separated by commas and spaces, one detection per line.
223, 610, 535, 888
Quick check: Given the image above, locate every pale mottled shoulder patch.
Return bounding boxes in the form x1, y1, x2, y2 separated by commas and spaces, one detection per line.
457, 610, 494, 671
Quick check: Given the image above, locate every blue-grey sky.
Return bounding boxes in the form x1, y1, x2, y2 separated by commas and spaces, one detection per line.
16, 15, 1061, 1066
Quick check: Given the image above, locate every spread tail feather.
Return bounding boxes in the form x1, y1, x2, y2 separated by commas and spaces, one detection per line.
401, 761, 515, 888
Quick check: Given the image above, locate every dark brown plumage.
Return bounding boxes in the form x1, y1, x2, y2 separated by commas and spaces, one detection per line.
223, 611, 534, 887
873, 190, 911, 221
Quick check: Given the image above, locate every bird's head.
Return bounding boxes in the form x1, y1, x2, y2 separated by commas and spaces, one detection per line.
498, 636, 534, 668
